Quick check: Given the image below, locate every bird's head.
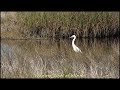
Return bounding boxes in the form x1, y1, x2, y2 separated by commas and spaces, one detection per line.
70, 35, 76, 38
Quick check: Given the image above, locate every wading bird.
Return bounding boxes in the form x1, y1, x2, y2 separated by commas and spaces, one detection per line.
70, 35, 82, 53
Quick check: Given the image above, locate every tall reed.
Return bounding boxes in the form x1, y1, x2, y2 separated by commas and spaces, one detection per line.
2, 12, 119, 39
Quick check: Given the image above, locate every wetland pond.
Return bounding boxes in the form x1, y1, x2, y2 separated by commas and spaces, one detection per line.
1, 38, 119, 78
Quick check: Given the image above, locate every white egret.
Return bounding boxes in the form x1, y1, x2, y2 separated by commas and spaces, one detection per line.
70, 35, 82, 53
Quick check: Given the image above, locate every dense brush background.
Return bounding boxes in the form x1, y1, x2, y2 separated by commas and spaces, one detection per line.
1, 12, 119, 39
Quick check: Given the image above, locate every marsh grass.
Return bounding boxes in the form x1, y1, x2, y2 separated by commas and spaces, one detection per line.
1, 12, 119, 39
16, 12, 119, 38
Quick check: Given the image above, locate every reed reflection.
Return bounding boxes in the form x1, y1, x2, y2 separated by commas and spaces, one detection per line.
1, 38, 119, 78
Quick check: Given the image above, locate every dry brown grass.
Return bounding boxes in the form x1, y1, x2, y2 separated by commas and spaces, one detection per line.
1, 12, 119, 39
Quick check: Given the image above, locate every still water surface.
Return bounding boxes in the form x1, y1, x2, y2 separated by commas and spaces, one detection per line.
1, 38, 119, 78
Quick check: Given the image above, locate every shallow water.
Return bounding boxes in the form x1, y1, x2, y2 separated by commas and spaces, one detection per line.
1, 38, 119, 78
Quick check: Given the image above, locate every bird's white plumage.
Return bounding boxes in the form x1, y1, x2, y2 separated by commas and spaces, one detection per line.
70, 35, 82, 53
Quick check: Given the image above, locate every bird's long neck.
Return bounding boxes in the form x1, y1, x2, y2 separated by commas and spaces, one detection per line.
72, 37, 76, 46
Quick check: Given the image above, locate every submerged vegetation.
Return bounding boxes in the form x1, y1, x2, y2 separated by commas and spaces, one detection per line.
1, 12, 119, 39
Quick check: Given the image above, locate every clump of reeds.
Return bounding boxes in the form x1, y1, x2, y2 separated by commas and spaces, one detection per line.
17, 12, 119, 38
2, 12, 119, 39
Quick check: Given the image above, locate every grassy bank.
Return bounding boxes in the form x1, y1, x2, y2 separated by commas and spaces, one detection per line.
1, 12, 119, 39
